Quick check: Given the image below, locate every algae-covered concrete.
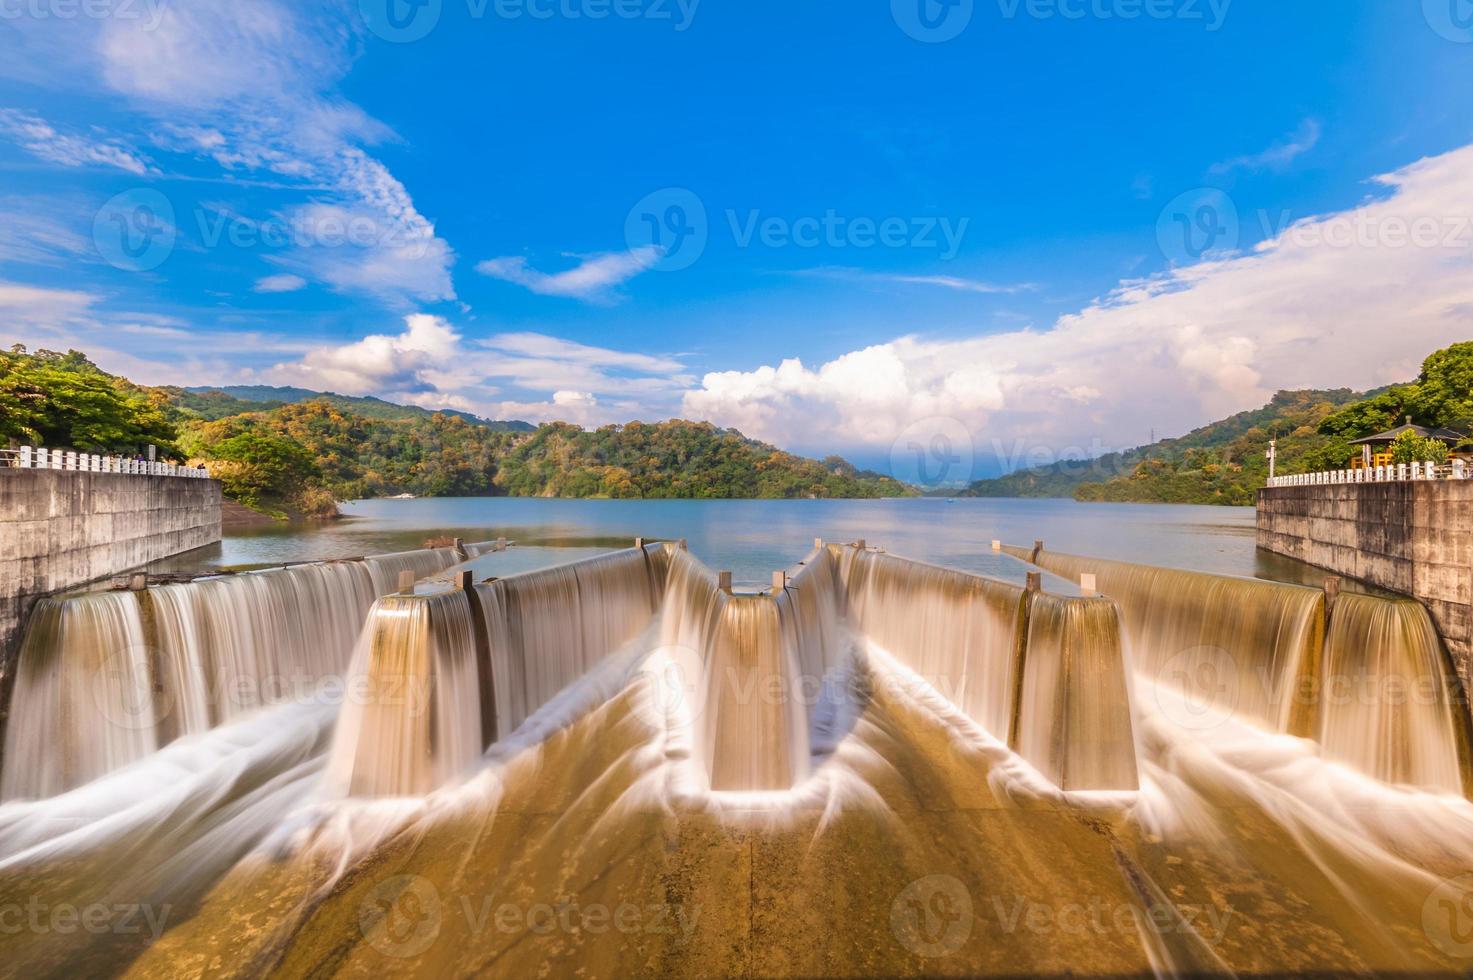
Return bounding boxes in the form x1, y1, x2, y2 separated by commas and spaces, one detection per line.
1256, 481, 1473, 696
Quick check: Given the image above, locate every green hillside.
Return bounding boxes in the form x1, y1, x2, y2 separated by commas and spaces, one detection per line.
3, 345, 911, 519
962, 340, 1473, 506
174, 384, 535, 430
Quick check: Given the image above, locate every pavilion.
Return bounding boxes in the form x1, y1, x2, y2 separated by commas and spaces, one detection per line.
1348, 417, 1465, 468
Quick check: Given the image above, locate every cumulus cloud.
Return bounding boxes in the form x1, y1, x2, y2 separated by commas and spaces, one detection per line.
253, 273, 307, 293
683, 144, 1473, 465
0, 110, 152, 175
476, 247, 661, 301
271, 314, 462, 396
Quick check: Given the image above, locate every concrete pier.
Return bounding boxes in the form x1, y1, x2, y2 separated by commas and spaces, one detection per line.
0, 468, 222, 728
1257, 481, 1473, 690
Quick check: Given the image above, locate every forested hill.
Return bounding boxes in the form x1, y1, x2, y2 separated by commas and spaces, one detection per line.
1, 345, 911, 518
960, 339, 1473, 506
167, 384, 535, 431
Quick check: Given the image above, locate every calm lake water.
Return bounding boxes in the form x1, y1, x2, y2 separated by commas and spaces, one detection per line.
160, 497, 1319, 586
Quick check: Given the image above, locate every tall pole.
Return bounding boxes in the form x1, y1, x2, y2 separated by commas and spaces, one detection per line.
1266, 438, 1277, 481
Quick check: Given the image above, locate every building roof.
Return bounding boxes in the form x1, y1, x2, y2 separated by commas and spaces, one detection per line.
1348, 422, 1465, 445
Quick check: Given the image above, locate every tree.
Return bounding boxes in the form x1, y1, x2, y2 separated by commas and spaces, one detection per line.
1389, 430, 1450, 466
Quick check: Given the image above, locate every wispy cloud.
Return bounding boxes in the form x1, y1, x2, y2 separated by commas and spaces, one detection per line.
253, 273, 307, 293
795, 266, 1035, 294
1210, 118, 1322, 175
2, 1, 456, 306
476, 247, 661, 302
0, 109, 152, 175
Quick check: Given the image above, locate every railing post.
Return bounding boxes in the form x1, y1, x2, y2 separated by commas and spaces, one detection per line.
19, 446, 31, 468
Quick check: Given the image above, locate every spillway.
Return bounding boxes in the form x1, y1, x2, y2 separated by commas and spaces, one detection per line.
3, 539, 1473, 978
1015, 545, 1473, 796
0, 546, 466, 801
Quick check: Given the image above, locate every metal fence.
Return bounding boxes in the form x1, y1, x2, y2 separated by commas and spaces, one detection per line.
1268, 459, 1468, 488
0, 446, 210, 478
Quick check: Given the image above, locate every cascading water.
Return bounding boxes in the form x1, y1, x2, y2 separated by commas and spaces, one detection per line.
1018, 546, 1472, 795
1, 546, 462, 801
324, 591, 483, 798
1011, 548, 1324, 733
1319, 593, 1471, 794
836, 548, 1023, 738
0, 593, 156, 800
7, 540, 1473, 977
1014, 593, 1139, 791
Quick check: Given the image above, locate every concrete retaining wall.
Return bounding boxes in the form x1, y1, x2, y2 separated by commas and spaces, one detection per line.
1257, 481, 1473, 691
0, 469, 222, 734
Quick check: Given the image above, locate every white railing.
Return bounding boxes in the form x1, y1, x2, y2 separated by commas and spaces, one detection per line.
0, 447, 210, 478
1267, 459, 1468, 488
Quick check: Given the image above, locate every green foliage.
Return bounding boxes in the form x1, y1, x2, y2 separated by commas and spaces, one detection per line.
1388, 430, 1450, 465
1, 346, 178, 454
493, 421, 910, 499
1407, 341, 1473, 432
966, 388, 1364, 504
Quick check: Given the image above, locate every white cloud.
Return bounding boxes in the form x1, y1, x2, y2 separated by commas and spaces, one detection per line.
265, 316, 688, 423
0, 205, 91, 265
1210, 118, 1322, 175
0, 281, 99, 325
253, 273, 307, 293
270, 314, 462, 395
0, 110, 152, 175
476, 247, 660, 301
3, 1, 454, 306
683, 143, 1473, 465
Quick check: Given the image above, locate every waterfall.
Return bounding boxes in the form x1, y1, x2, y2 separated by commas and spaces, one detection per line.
1012, 548, 1324, 733
324, 547, 669, 797
479, 546, 667, 741
323, 592, 483, 798
1014, 594, 1139, 791
1319, 594, 1470, 794
0, 593, 157, 800
1019, 546, 1472, 795
836, 549, 1022, 738
1, 546, 464, 801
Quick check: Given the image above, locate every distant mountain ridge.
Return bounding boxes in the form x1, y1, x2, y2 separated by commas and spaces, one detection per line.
957, 339, 1473, 506
176, 384, 535, 432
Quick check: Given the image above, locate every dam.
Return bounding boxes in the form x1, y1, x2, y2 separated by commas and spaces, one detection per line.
1, 536, 1471, 977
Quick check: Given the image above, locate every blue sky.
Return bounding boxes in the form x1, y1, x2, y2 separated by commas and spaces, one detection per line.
2, 1, 1472, 479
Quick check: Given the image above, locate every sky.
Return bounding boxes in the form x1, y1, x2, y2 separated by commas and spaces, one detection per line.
2, 1, 1472, 482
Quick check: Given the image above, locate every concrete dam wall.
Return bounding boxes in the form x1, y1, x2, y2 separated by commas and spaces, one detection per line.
1257, 481, 1473, 694
0, 467, 222, 743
